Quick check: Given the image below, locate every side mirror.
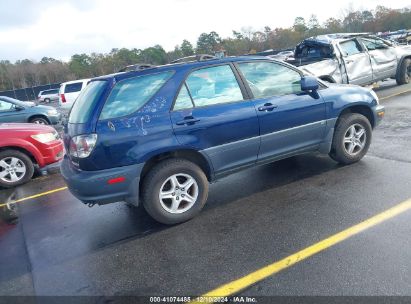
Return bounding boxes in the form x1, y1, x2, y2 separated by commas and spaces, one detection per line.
301, 76, 319, 91
14, 105, 25, 111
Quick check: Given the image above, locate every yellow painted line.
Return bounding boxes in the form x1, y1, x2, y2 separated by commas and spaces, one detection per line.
380, 88, 411, 101
193, 198, 411, 302
0, 186, 68, 207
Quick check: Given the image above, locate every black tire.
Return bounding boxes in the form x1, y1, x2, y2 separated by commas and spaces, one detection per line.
44, 98, 50, 103
0, 150, 34, 188
396, 58, 411, 85
142, 158, 208, 224
29, 117, 49, 125
329, 113, 372, 165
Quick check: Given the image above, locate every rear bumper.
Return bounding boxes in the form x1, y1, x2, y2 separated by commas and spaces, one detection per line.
60, 156, 144, 206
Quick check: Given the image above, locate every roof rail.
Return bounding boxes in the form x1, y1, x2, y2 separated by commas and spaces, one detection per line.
171, 54, 217, 64
118, 64, 157, 72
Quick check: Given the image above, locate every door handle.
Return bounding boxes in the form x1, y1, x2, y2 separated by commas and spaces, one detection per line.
258, 103, 278, 112
176, 117, 200, 125
345, 59, 354, 64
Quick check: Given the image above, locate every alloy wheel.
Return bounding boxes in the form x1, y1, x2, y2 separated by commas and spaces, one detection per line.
0, 157, 27, 183
158, 173, 199, 214
343, 123, 367, 156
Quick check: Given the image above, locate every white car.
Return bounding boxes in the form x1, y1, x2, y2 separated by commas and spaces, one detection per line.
59, 78, 91, 109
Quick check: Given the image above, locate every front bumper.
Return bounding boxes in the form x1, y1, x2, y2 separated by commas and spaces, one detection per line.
372, 104, 385, 127
37, 140, 64, 168
60, 157, 144, 206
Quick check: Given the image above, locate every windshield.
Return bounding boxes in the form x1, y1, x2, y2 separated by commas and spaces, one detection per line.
69, 80, 107, 124
0, 96, 28, 107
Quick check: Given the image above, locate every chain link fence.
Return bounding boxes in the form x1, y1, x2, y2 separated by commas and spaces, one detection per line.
0, 83, 61, 102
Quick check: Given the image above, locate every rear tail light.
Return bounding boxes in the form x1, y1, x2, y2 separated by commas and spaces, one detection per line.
61, 93, 66, 103
69, 134, 97, 158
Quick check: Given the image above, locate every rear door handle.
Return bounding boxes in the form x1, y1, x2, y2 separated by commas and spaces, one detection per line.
176, 117, 200, 125
258, 103, 278, 112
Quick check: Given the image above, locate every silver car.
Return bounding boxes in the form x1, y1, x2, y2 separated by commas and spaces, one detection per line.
287, 33, 411, 86
37, 88, 59, 103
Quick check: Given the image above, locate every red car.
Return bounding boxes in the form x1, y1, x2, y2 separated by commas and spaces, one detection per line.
0, 123, 64, 187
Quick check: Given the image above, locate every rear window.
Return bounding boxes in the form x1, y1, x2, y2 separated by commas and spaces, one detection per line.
99, 71, 173, 120
65, 82, 83, 93
69, 81, 107, 123
295, 45, 333, 59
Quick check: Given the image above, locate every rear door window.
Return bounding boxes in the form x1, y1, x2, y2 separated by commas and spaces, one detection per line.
360, 37, 389, 51
174, 84, 194, 110
65, 82, 83, 93
99, 71, 173, 120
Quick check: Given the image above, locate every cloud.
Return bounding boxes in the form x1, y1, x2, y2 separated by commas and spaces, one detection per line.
0, 0, 410, 62
0, 0, 97, 28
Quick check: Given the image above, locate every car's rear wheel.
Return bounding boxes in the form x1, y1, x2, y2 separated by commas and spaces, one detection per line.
329, 113, 372, 165
396, 58, 411, 85
0, 150, 34, 188
30, 117, 49, 125
142, 158, 208, 224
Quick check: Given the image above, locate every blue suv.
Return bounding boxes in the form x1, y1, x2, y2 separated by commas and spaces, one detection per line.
61, 56, 385, 224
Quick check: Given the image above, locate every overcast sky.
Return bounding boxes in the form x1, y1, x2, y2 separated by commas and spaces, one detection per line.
0, 0, 410, 62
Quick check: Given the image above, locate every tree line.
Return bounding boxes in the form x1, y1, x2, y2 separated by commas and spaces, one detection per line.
1, 5, 411, 91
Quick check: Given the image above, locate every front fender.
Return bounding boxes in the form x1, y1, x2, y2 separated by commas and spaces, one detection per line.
0, 138, 43, 166
319, 85, 376, 120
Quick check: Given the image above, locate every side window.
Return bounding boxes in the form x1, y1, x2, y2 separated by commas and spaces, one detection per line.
339, 40, 362, 56
184, 65, 243, 108
174, 84, 194, 110
99, 71, 173, 120
361, 38, 388, 51
238, 62, 302, 98
0, 100, 13, 112
65, 82, 83, 93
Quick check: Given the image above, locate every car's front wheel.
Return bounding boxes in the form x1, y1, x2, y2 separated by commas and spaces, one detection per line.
30, 117, 49, 125
396, 58, 411, 85
329, 113, 372, 165
0, 150, 34, 188
142, 158, 208, 224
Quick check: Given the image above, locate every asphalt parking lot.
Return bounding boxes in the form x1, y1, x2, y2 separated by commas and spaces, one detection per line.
1, 80, 411, 300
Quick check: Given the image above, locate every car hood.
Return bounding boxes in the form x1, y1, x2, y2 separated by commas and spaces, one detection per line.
33, 104, 55, 111
0, 123, 56, 132
24, 101, 36, 107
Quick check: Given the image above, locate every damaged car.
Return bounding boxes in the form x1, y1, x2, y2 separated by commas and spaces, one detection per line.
286, 33, 411, 86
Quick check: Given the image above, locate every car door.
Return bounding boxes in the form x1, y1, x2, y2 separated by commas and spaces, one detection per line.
235, 61, 326, 162
359, 37, 398, 80
338, 39, 373, 85
0, 99, 26, 123
170, 64, 260, 175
